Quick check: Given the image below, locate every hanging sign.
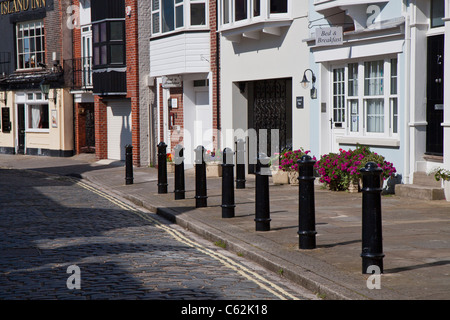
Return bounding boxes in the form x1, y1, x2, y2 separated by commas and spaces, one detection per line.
315, 26, 343, 47
162, 76, 182, 88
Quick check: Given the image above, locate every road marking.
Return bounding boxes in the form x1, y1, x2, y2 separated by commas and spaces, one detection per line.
73, 179, 300, 300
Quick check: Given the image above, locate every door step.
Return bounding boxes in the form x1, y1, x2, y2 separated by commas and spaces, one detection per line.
395, 172, 445, 200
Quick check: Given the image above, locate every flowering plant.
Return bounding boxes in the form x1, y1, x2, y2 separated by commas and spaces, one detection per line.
431, 167, 450, 182
314, 145, 396, 191
167, 153, 173, 162
278, 148, 315, 172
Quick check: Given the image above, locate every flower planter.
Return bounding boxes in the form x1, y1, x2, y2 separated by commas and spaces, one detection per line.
167, 162, 175, 173
206, 162, 222, 177
288, 171, 299, 185
444, 180, 450, 202
348, 180, 359, 193
272, 170, 289, 185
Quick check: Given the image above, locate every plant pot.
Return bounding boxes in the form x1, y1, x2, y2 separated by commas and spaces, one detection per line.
167, 162, 175, 173
288, 171, 299, 185
444, 180, 450, 202
348, 179, 359, 193
272, 170, 289, 185
206, 161, 222, 177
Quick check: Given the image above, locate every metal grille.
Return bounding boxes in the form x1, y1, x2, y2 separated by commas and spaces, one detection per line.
252, 79, 288, 156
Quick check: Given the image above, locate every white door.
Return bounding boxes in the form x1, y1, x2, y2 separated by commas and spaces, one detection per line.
107, 103, 132, 160
194, 90, 212, 151
330, 67, 346, 153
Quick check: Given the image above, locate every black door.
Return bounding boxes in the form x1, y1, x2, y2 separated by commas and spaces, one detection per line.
85, 104, 95, 152
426, 35, 444, 156
248, 79, 292, 173
17, 104, 25, 154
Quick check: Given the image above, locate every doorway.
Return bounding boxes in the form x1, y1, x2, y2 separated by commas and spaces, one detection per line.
17, 104, 25, 154
426, 34, 444, 156
248, 78, 292, 173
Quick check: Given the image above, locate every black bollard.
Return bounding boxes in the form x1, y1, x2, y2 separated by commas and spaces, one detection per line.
174, 144, 185, 200
235, 139, 246, 189
360, 162, 385, 274
255, 153, 271, 231
221, 148, 235, 218
157, 142, 168, 194
125, 144, 134, 185
297, 155, 317, 249
194, 145, 207, 208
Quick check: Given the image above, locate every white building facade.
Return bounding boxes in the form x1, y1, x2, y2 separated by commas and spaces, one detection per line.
149, 0, 218, 167
218, 0, 313, 172
306, 0, 449, 187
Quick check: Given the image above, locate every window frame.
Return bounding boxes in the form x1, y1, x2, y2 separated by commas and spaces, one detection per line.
151, 0, 208, 37
92, 19, 126, 68
331, 57, 399, 139
24, 92, 50, 133
219, 0, 290, 28
15, 20, 45, 71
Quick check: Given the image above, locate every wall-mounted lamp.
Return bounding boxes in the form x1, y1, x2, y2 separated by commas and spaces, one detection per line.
300, 69, 318, 99
40, 80, 57, 104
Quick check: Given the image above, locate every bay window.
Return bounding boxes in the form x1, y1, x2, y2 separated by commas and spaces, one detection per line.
152, 0, 207, 36
220, 0, 290, 26
332, 58, 398, 138
93, 20, 125, 67
16, 20, 45, 70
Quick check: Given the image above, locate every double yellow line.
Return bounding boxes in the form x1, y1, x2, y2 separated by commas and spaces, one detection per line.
73, 178, 300, 300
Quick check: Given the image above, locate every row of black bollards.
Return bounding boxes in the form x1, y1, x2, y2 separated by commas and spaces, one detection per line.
128, 142, 384, 275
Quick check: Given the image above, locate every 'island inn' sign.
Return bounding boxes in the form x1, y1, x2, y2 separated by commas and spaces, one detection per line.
1, 0, 47, 15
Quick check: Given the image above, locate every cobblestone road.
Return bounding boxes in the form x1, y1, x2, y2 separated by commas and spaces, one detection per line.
0, 168, 317, 301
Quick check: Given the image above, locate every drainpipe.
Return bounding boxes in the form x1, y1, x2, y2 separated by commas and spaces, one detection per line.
404, 13, 411, 184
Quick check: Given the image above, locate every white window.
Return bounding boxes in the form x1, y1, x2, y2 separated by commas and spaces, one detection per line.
25, 92, 49, 131
16, 20, 45, 70
152, 0, 207, 35
332, 58, 398, 138
220, 0, 290, 27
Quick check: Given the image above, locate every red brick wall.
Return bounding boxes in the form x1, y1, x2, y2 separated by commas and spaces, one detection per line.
94, 96, 108, 160
169, 86, 183, 151
209, 0, 219, 150
125, 0, 141, 166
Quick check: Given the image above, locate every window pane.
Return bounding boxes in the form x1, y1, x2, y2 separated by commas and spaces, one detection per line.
152, 13, 160, 33
235, 0, 247, 21
162, 0, 175, 32
28, 105, 49, 129
253, 0, 260, 17
333, 68, 345, 123
93, 24, 99, 43
364, 61, 384, 96
100, 22, 107, 42
110, 22, 124, 41
391, 98, 398, 134
390, 58, 398, 95
349, 100, 359, 132
366, 99, 384, 133
94, 47, 100, 65
348, 63, 358, 96
431, 0, 445, 28
270, 0, 287, 14
191, 3, 205, 25
152, 0, 159, 11
176, 4, 184, 28
110, 45, 124, 64
223, 0, 230, 24
101, 45, 107, 65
